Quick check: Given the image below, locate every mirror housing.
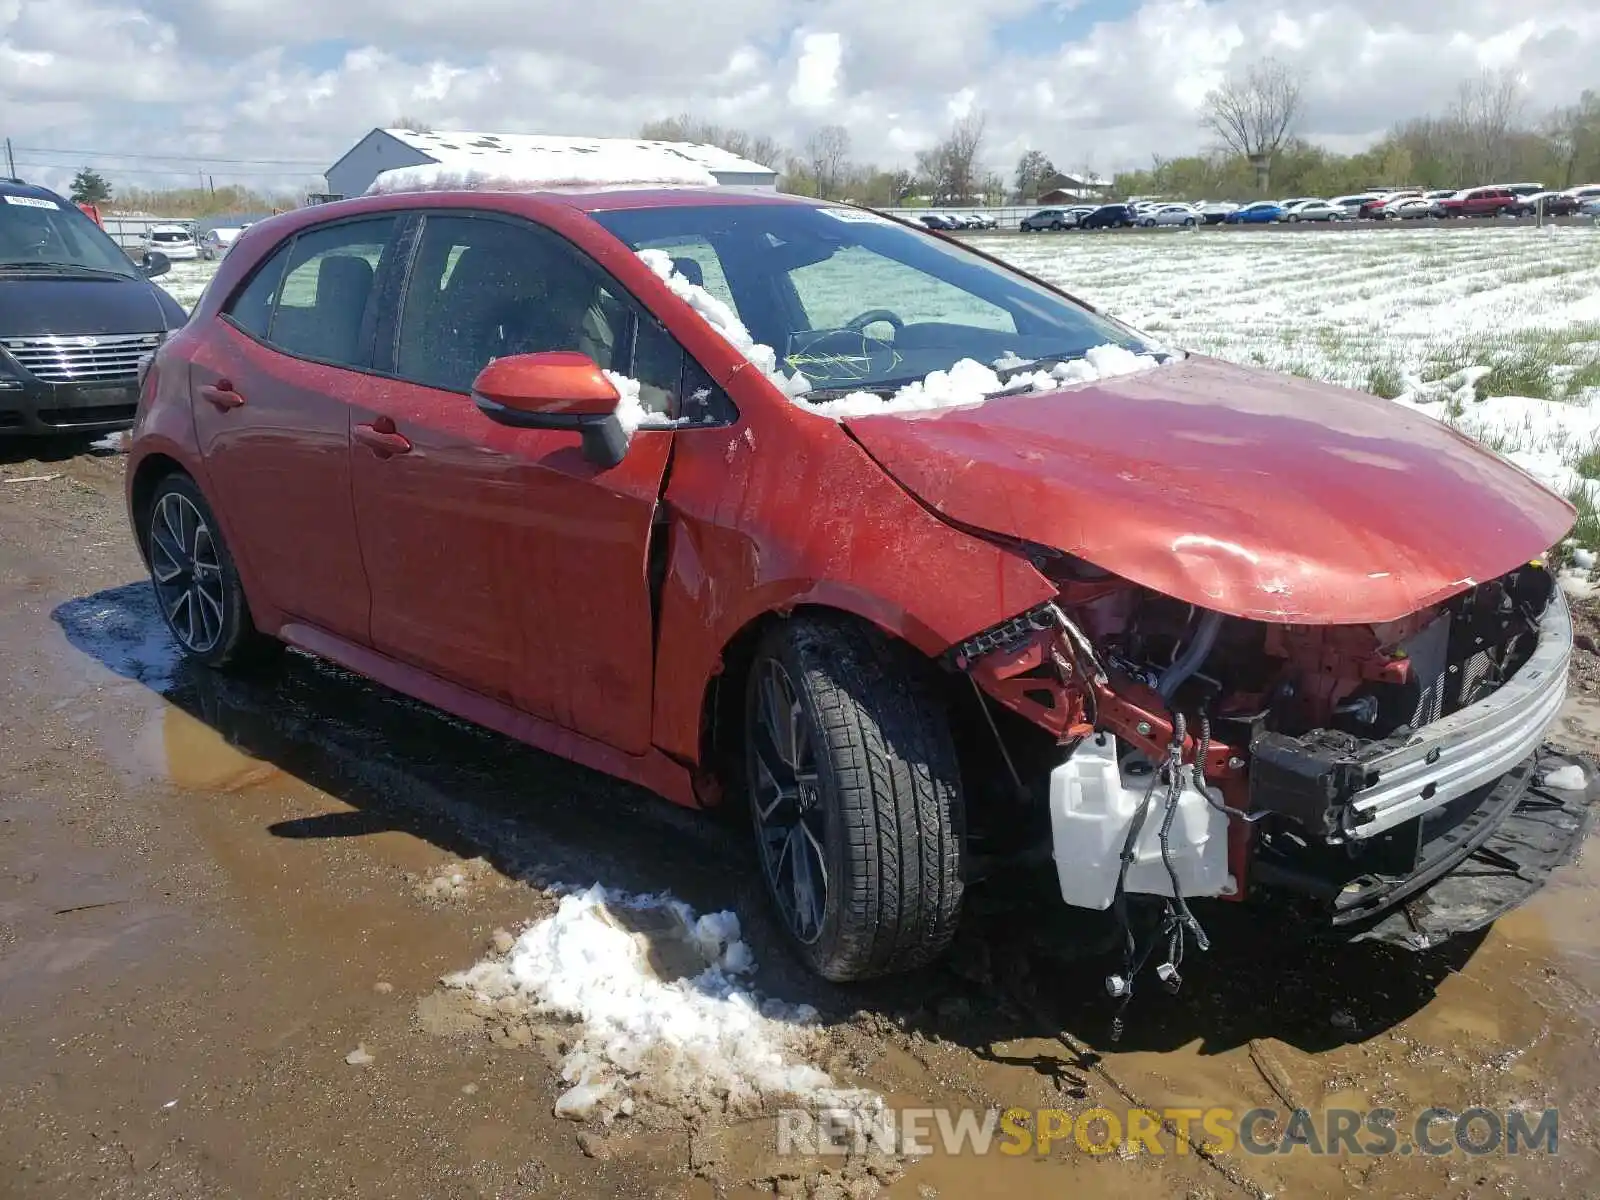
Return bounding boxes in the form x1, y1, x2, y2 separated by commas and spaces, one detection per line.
471, 352, 629, 469
138, 250, 171, 279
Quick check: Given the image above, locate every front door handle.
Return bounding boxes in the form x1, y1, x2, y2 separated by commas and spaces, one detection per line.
354, 419, 412, 457
199, 380, 244, 410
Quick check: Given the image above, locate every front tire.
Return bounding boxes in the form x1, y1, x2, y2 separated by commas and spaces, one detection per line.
144, 473, 279, 670
744, 617, 964, 981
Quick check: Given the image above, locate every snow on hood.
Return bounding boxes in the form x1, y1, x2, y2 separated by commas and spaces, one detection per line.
441, 884, 881, 1125
635, 251, 1164, 417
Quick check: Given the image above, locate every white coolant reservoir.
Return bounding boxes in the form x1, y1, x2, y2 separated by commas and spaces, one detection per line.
1049, 735, 1233, 910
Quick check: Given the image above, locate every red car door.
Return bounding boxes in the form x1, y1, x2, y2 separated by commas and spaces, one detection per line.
189, 215, 399, 644
348, 211, 676, 754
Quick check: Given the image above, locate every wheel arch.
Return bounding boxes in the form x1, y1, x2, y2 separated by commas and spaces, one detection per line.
127, 451, 190, 563
687, 601, 944, 807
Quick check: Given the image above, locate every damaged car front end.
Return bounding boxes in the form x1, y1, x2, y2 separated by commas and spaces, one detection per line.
838, 355, 1594, 1007
945, 554, 1590, 1018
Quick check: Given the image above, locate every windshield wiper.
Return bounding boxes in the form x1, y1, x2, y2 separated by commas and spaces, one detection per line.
794, 376, 922, 402
0, 261, 133, 279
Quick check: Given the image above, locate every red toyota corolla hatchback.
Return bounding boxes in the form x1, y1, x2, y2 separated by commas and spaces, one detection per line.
127, 184, 1587, 990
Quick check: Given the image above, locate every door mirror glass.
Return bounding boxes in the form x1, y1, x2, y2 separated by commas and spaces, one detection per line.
472, 352, 628, 469
139, 250, 171, 279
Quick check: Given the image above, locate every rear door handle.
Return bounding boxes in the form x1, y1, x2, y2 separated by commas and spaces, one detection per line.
354, 420, 412, 457
199, 380, 244, 410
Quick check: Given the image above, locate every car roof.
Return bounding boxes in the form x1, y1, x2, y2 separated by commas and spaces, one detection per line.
0, 179, 70, 204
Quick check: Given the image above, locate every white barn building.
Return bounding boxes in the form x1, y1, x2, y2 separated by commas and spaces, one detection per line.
325, 128, 779, 198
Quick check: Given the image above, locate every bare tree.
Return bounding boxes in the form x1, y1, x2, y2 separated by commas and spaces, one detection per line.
389, 116, 435, 133
805, 125, 852, 200
639, 114, 786, 168
917, 111, 988, 203
1200, 58, 1303, 190
1451, 68, 1525, 182
885, 167, 915, 205
1013, 149, 1055, 201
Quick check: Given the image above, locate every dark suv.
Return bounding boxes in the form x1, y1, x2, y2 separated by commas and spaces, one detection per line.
0, 179, 187, 436
1079, 204, 1136, 230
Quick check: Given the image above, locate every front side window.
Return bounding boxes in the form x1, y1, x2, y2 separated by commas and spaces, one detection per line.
394, 214, 689, 420
0, 193, 138, 278
595, 202, 1154, 395
266, 217, 396, 368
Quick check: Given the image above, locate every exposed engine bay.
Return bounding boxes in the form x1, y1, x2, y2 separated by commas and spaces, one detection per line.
950, 552, 1572, 1030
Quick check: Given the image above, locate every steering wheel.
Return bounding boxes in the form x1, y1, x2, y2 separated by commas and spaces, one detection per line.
844, 308, 904, 333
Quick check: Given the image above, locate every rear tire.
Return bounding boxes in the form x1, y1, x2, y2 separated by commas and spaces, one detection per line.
143, 473, 280, 671
744, 616, 964, 981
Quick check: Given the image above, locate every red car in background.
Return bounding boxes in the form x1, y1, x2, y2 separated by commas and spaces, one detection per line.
125, 184, 1585, 989
1439, 186, 1518, 217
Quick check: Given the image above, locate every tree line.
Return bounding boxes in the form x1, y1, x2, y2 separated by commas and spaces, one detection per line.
59, 71, 1600, 218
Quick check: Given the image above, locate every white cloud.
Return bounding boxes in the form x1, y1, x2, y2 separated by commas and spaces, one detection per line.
2, 0, 1597, 196
788, 31, 842, 109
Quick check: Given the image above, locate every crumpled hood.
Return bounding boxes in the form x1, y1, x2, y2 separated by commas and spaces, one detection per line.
842, 355, 1575, 624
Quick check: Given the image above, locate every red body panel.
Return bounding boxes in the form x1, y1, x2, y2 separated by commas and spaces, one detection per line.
842, 355, 1574, 624
188, 323, 371, 644
348, 376, 671, 753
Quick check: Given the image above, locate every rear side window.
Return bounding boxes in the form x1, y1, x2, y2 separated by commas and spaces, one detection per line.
267, 217, 395, 368
224, 245, 290, 339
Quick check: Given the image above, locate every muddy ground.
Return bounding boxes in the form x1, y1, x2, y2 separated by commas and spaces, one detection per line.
3, 436, 1600, 1199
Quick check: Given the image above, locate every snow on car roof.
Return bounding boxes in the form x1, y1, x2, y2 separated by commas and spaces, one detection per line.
368, 131, 773, 195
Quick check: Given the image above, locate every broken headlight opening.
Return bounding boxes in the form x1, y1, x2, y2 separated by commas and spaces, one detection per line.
949, 560, 1574, 1037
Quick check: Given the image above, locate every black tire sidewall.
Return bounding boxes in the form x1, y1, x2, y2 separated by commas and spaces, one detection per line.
744, 635, 850, 976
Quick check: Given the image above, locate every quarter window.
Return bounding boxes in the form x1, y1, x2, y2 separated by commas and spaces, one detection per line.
223, 245, 290, 340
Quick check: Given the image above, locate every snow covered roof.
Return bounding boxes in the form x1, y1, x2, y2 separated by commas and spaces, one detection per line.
367, 129, 777, 195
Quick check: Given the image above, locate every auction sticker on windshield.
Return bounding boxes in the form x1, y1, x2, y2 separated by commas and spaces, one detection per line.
3, 195, 60, 209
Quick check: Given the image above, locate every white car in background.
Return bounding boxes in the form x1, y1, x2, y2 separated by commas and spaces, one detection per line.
1381, 196, 1440, 220
1282, 199, 1346, 222
142, 224, 198, 261
199, 225, 249, 260
1138, 203, 1200, 227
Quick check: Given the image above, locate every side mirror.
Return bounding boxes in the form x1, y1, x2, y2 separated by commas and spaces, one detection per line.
139, 250, 171, 279
471, 351, 629, 469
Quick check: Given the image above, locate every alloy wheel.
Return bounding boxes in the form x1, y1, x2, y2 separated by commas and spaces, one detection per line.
749, 659, 829, 944
149, 491, 225, 653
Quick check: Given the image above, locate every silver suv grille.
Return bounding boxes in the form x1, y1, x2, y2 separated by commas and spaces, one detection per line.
1, 332, 165, 384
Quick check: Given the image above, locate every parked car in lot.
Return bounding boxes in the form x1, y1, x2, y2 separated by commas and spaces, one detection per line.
1138, 204, 1199, 227
0, 179, 185, 436
917, 214, 960, 231
1281, 200, 1345, 222
1439, 187, 1517, 218
1080, 203, 1137, 229
200, 226, 250, 260
126, 182, 1586, 984
143, 224, 199, 261
1582, 197, 1600, 220
1195, 201, 1239, 224
1223, 201, 1284, 224
1381, 197, 1439, 220
1020, 208, 1077, 232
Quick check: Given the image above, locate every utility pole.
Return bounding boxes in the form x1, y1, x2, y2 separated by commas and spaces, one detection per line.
208, 174, 215, 197
4, 138, 14, 179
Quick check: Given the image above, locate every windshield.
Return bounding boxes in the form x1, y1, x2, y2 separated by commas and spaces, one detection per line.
591, 202, 1153, 392
0, 194, 138, 277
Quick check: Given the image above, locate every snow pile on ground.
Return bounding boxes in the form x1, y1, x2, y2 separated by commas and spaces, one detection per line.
635, 250, 810, 398
1397, 389, 1600, 499
441, 884, 879, 1124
